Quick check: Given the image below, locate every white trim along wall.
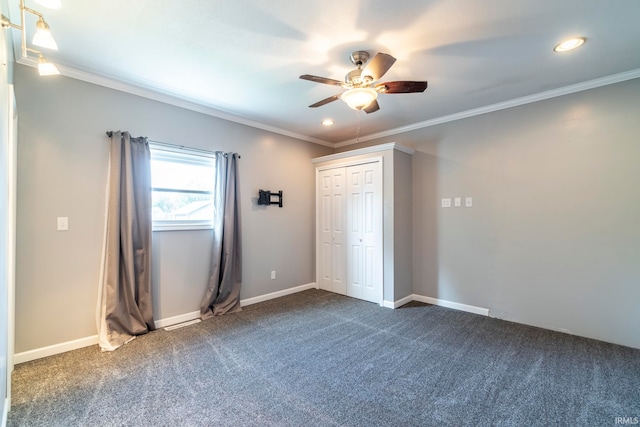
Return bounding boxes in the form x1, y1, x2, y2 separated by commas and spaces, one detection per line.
14, 282, 317, 364
384, 294, 490, 317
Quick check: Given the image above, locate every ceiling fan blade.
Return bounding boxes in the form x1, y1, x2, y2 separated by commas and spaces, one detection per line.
376, 81, 428, 93
300, 74, 345, 87
362, 53, 396, 81
309, 94, 342, 108
364, 99, 380, 114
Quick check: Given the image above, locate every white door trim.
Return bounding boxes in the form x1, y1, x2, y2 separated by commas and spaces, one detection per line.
315, 157, 384, 305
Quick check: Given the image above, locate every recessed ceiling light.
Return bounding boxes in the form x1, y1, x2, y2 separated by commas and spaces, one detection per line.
321, 119, 335, 126
553, 37, 586, 53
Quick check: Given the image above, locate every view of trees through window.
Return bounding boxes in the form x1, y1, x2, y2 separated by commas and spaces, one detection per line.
150, 148, 215, 224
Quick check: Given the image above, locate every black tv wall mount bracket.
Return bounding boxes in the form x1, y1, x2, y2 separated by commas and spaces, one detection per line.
258, 190, 283, 208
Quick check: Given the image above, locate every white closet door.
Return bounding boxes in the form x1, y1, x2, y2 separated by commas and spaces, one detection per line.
330, 169, 347, 295
317, 168, 347, 294
346, 166, 363, 298
346, 162, 382, 303
317, 169, 333, 291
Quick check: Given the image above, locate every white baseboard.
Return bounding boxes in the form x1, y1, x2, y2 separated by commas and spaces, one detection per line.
412, 294, 489, 316
156, 283, 317, 326
240, 283, 316, 307
384, 294, 414, 309
13, 335, 99, 365
154, 310, 201, 329
14, 282, 318, 365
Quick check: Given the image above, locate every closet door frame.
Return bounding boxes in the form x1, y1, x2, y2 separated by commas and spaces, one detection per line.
315, 156, 384, 305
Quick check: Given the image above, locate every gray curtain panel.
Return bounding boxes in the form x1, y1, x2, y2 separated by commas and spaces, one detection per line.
201, 152, 242, 319
99, 131, 155, 350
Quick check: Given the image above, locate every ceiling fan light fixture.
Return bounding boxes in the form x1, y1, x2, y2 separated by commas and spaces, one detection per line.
553, 37, 586, 52
32, 16, 58, 50
341, 88, 378, 110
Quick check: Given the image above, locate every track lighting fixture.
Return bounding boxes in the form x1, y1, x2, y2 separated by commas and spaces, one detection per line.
1, 0, 60, 76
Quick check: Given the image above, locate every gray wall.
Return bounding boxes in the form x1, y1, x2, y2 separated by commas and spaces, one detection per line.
393, 151, 413, 301
342, 78, 640, 349
13, 64, 331, 353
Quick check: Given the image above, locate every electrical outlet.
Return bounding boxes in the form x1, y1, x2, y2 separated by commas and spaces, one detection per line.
271, 270, 276, 280
465, 197, 473, 207
57, 217, 69, 231
441, 198, 451, 208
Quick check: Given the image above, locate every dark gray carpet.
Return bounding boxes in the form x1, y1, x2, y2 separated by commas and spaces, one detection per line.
8, 289, 640, 426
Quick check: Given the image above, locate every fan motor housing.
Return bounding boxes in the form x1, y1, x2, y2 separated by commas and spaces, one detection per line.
346, 51, 374, 86
346, 69, 364, 86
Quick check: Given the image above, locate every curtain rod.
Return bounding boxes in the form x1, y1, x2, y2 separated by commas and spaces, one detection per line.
105, 132, 240, 158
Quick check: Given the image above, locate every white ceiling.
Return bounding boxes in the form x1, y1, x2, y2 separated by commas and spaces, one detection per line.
7, 0, 640, 146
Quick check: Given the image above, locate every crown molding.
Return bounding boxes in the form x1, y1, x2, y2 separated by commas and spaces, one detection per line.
15, 53, 640, 151
15, 58, 336, 148
335, 68, 640, 147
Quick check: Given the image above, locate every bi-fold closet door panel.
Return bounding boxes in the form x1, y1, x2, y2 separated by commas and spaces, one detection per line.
317, 161, 382, 303
317, 168, 347, 295
346, 162, 382, 303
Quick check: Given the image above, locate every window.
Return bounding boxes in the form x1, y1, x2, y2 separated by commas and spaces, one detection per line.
150, 144, 215, 231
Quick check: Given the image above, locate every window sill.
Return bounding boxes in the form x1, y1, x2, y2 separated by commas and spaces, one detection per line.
152, 222, 213, 232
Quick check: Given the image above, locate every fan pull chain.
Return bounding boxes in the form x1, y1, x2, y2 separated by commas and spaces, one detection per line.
355, 109, 362, 144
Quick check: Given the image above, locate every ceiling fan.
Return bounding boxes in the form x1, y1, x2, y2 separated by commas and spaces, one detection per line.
299, 50, 428, 114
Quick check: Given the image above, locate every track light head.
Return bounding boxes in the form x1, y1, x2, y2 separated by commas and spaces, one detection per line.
33, 16, 58, 50
37, 54, 60, 76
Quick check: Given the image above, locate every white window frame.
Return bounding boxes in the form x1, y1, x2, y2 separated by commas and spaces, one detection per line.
150, 143, 216, 232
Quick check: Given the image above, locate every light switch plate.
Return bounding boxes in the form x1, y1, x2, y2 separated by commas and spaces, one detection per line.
454, 197, 461, 207
57, 217, 69, 231
442, 198, 451, 208
465, 197, 473, 207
